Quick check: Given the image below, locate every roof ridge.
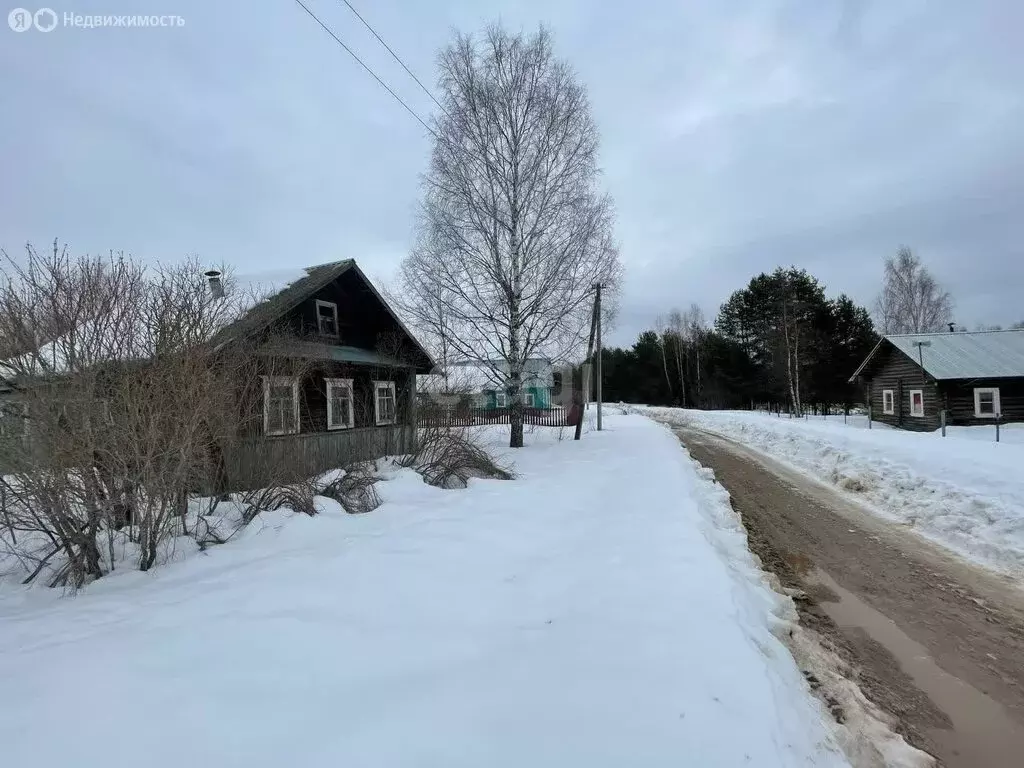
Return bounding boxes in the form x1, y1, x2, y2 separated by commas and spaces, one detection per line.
886, 328, 1024, 338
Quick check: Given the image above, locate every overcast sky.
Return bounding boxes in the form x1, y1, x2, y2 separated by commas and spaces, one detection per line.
1, 0, 1021, 346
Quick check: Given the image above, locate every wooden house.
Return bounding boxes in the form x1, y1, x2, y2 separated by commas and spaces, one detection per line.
848, 329, 1024, 431
0, 260, 436, 489
212, 260, 435, 486
418, 358, 556, 410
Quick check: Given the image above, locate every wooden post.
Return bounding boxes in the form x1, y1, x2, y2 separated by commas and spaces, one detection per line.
940, 409, 946, 437
409, 370, 419, 452
574, 290, 600, 441
595, 282, 603, 432
996, 413, 1001, 443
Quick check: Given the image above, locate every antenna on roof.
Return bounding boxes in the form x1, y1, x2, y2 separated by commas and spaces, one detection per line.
204, 269, 225, 299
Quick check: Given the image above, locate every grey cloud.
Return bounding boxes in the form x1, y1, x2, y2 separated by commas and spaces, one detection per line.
0, 0, 1019, 348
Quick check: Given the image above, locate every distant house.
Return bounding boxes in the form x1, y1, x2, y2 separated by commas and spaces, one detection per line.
848, 329, 1024, 431
419, 358, 557, 410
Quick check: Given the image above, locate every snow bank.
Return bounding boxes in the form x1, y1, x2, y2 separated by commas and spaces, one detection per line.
651, 408, 1024, 576
0, 415, 848, 768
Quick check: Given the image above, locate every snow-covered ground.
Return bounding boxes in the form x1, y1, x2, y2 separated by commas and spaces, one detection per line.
650, 408, 1024, 577
0, 415, 854, 768
750, 411, 1022, 445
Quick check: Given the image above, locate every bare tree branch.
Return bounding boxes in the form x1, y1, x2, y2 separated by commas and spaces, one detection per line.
875, 247, 954, 334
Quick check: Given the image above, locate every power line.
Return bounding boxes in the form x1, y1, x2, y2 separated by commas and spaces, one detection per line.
336, 0, 449, 117
291, 0, 437, 138
292, 0, 499, 178
330, 1, 511, 181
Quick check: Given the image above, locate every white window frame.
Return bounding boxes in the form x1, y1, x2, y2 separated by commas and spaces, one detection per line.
495, 392, 508, 408
908, 389, 925, 418
373, 380, 397, 426
882, 389, 895, 415
315, 299, 340, 338
263, 376, 300, 436
524, 391, 535, 407
325, 377, 354, 431
973, 387, 1001, 419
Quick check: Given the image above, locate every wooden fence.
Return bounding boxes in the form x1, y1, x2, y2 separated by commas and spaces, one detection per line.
223, 424, 415, 491
418, 406, 575, 428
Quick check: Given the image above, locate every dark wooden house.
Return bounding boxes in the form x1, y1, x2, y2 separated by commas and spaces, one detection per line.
849, 329, 1024, 431
212, 260, 435, 487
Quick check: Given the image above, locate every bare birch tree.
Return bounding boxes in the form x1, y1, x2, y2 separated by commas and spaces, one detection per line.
875, 247, 954, 334
396, 25, 621, 448
654, 314, 677, 405
681, 303, 706, 408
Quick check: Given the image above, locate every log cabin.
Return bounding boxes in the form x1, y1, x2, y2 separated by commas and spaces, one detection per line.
849, 329, 1024, 431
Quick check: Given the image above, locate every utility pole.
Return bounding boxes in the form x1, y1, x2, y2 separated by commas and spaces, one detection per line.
574, 286, 601, 441
595, 282, 603, 431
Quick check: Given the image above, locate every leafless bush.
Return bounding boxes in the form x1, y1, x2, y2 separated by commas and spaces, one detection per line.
320, 463, 382, 514
238, 478, 318, 522
403, 424, 512, 489
0, 242, 313, 587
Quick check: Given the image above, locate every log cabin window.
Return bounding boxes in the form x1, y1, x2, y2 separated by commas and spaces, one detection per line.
882, 389, 895, 415
325, 378, 354, 430
909, 389, 924, 418
524, 392, 535, 407
974, 387, 1001, 418
263, 377, 299, 436
495, 392, 508, 408
373, 380, 397, 425
315, 300, 339, 338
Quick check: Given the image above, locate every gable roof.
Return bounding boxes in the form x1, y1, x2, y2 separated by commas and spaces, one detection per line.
850, 329, 1024, 382
1, 260, 437, 383
216, 260, 436, 373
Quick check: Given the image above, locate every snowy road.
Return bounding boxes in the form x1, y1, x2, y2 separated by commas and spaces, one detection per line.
0, 416, 852, 768
648, 408, 1024, 576
676, 425, 1024, 768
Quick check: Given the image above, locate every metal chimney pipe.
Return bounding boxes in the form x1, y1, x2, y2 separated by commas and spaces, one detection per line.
204, 269, 225, 299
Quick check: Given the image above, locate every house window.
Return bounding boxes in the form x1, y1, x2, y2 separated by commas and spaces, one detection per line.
882, 389, 895, 415
373, 380, 397, 425
495, 392, 508, 408
315, 300, 339, 338
524, 391, 535, 407
325, 378, 354, 430
974, 387, 1001, 419
264, 377, 299, 435
909, 389, 925, 417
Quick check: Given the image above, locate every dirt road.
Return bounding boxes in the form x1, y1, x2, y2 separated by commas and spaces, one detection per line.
675, 425, 1024, 768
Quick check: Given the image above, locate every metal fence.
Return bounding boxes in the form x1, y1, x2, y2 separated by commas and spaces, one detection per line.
418, 406, 575, 428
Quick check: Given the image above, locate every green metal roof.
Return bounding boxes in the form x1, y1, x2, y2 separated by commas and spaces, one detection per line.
260, 340, 414, 368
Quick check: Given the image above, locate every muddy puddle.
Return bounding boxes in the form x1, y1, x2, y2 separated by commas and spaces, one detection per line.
807, 567, 1024, 767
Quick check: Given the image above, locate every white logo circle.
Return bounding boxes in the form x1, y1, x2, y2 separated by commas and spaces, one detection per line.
34, 7, 57, 32
8, 7, 33, 31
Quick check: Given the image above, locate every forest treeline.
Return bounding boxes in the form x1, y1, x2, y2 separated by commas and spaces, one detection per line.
601, 266, 878, 414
